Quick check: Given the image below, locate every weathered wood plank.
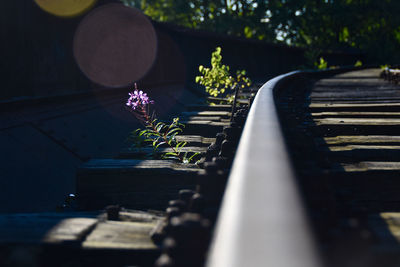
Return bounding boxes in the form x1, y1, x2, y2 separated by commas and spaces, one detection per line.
311, 97, 400, 102
182, 120, 229, 137
301, 162, 400, 175
0, 212, 98, 244
206, 97, 249, 104
313, 118, 400, 126
320, 145, 400, 151
76, 159, 200, 210
184, 120, 229, 125
81, 209, 162, 252
117, 146, 207, 159
185, 104, 232, 112
310, 87, 400, 98
316, 146, 400, 161
43, 218, 97, 245
83, 220, 157, 250
314, 77, 387, 87
311, 88, 400, 96
175, 135, 215, 146
335, 161, 400, 172
315, 135, 400, 145
181, 116, 229, 122
311, 90, 400, 95
312, 86, 400, 92
125, 135, 215, 148
369, 213, 400, 246
180, 111, 231, 118
311, 112, 400, 118
309, 102, 400, 110
0, 210, 163, 266
79, 159, 200, 170
300, 170, 400, 211
306, 116, 400, 136
308, 124, 400, 137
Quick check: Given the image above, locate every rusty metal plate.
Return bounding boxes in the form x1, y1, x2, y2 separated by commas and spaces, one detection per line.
73, 4, 157, 88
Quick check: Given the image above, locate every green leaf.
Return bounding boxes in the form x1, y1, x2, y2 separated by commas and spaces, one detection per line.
162, 155, 179, 160
164, 152, 178, 156
155, 141, 166, 150
188, 152, 201, 162
176, 141, 187, 153
167, 127, 183, 136
162, 151, 180, 160
176, 141, 187, 148
132, 128, 142, 135
167, 132, 179, 145
157, 123, 165, 133
139, 129, 148, 136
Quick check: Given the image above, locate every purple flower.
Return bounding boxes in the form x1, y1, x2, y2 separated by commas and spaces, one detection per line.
126, 84, 154, 110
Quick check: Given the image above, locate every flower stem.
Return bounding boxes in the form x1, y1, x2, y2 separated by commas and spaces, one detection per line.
140, 106, 183, 161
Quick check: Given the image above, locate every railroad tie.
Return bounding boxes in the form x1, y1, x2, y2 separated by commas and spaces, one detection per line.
277, 68, 400, 266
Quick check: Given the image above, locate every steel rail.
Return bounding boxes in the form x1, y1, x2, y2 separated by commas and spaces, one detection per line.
206, 71, 322, 267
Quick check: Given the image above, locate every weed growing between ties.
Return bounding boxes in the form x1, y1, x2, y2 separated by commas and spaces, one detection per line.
195, 47, 252, 102
126, 83, 200, 163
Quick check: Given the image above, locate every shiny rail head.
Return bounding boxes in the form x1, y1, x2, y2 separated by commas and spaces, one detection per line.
206, 71, 322, 267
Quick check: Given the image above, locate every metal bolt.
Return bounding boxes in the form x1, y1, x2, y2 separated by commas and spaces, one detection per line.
212, 156, 228, 169
179, 189, 195, 203
190, 193, 206, 213
219, 139, 235, 158
204, 161, 219, 174
154, 253, 175, 267
169, 200, 187, 211
206, 132, 226, 160
166, 207, 181, 221
105, 205, 120, 221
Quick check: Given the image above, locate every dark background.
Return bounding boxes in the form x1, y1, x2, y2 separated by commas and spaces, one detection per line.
0, 1, 363, 102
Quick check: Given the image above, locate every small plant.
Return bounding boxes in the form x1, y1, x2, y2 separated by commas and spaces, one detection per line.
315, 57, 328, 70
354, 60, 363, 67
195, 47, 251, 100
126, 83, 200, 163
380, 64, 390, 70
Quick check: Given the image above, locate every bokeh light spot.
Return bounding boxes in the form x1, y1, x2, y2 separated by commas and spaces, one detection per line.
73, 4, 157, 88
34, 0, 97, 18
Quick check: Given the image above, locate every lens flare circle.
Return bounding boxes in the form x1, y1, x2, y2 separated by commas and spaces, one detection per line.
34, 0, 97, 17
73, 4, 158, 88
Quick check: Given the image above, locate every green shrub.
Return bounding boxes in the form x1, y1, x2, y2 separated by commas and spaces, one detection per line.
195, 47, 251, 99
315, 57, 328, 70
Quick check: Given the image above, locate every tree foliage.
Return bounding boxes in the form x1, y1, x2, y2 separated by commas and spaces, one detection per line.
122, 0, 400, 63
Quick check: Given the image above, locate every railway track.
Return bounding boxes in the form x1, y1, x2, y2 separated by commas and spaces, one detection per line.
2, 68, 400, 267
0, 80, 257, 266
209, 68, 400, 267
280, 68, 400, 267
